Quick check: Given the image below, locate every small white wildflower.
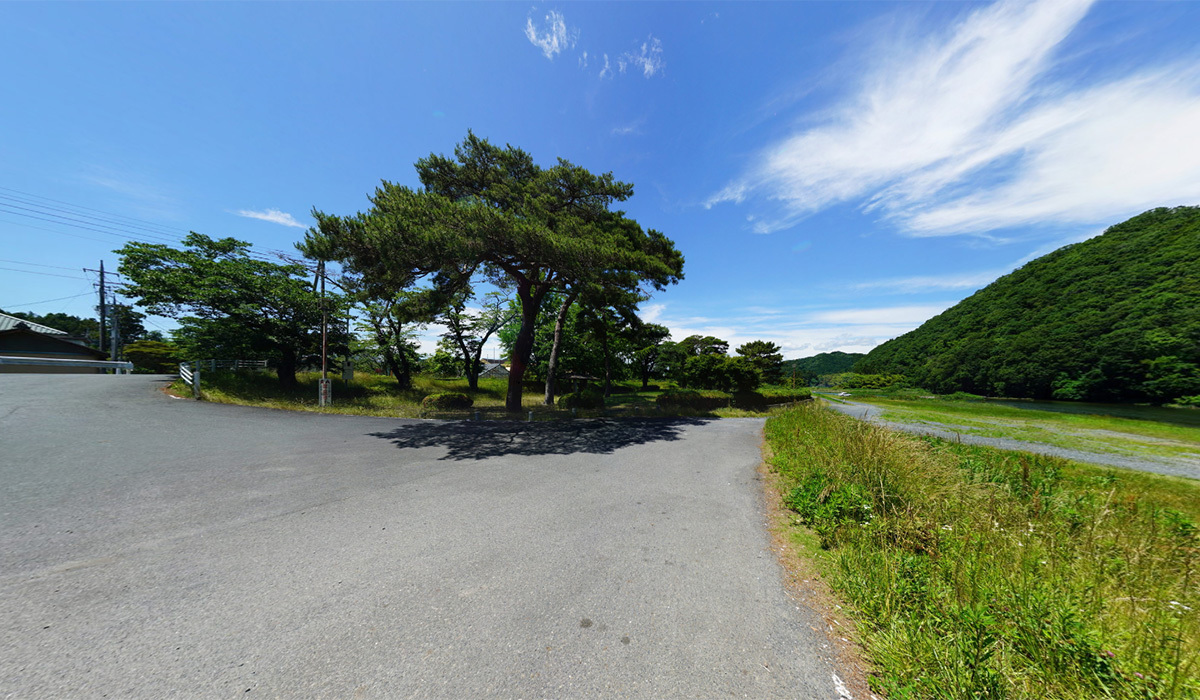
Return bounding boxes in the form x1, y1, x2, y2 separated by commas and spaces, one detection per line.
941, 525, 953, 531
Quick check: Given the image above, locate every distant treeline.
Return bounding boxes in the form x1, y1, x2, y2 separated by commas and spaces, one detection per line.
780, 351, 865, 385
854, 206, 1200, 404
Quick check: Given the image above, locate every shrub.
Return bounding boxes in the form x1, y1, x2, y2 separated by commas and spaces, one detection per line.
123, 340, 183, 373
560, 389, 604, 409
760, 387, 812, 403
682, 355, 762, 392
941, 391, 985, 401
421, 392, 473, 410
656, 389, 730, 411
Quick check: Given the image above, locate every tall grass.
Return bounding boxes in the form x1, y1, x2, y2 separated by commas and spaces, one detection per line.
766, 403, 1199, 699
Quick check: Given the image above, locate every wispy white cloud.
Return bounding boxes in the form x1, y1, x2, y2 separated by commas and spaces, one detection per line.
851, 269, 1005, 294
579, 50, 589, 69
611, 118, 645, 137
709, 0, 1200, 237
599, 53, 613, 80
647, 302, 952, 358
235, 208, 307, 228
525, 10, 576, 60
618, 36, 665, 78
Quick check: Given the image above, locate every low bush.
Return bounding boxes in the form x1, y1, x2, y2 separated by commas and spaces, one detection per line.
760, 386, 812, 403
656, 389, 730, 411
559, 389, 605, 409
941, 390, 985, 401
421, 392, 473, 410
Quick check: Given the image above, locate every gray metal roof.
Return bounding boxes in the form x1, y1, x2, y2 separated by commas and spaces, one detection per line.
0, 312, 68, 335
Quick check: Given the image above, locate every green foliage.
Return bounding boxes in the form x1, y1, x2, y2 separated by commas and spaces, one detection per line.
656, 389, 730, 411
559, 389, 605, 409
759, 386, 812, 403
736, 340, 784, 384
681, 353, 762, 392
827, 372, 908, 389
856, 207, 1200, 404
122, 339, 183, 373
766, 403, 1200, 698
781, 351, 865, 385
421, 392, 473, 410
117, 233, 338, 389
308, 131, 684, 411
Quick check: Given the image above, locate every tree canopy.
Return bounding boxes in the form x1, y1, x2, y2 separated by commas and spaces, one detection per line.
855, 206, 1200, 404
116, 233, 336, 388
306, 132, 684, 410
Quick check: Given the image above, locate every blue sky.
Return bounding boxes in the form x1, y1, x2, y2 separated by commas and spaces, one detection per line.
2, 0, 1198, 358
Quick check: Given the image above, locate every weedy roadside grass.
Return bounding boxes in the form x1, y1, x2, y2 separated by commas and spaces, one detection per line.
856, 397, 1200, 462
765, 402, 1199, 699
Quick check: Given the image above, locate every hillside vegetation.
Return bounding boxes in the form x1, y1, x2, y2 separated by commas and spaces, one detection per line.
781, 351, 865, 384
855, 207, 1200, 404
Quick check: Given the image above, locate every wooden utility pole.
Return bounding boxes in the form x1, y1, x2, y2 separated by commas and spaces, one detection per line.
98, 261, 106, 353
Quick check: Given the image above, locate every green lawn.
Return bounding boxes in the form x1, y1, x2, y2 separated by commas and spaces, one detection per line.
177, 370, 808, 419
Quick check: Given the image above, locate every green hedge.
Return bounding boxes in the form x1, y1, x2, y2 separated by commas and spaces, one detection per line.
560, 389, 605, 409
421, 392, 473, 410
656, 389, 730, 411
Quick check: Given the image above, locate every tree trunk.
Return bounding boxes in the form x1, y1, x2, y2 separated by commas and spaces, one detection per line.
277, 350, 298, 391
460, 339, 479, 392
505, 281, 543, 412
383, 349, 410, 389
601, 330, 612, 396
543, 289, 579, 405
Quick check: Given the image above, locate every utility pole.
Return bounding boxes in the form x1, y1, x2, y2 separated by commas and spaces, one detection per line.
318, 261, 331, 407
109, 293, 119, 362
98, 261, 107, 354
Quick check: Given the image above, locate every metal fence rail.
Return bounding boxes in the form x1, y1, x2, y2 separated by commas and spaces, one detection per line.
0, 356, 134, 373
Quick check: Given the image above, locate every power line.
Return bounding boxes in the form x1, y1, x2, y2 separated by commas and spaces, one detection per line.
0, 265, 88, 280
0, 290, 96, 308
0, 188, 285, 262
0, 257, 86, 272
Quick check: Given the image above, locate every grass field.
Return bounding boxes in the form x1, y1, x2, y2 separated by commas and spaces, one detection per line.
177, 370, 808, 419
765, 402, 1199, 699
844, 396, 1200, 464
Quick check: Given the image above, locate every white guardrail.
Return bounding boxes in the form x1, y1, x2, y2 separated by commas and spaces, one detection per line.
0, 356, 134, 373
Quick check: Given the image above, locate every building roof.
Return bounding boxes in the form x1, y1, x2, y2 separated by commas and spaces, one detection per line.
0, 312, 67, 335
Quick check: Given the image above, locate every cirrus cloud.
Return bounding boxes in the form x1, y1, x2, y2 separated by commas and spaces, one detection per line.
235, 208, 306, 228
708, 0, 1200, 238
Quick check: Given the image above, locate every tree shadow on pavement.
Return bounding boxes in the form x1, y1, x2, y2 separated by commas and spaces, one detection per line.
368, 417, 715, 461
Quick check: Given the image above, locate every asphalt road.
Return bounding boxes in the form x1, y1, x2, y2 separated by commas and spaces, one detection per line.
0, 375, 841, 698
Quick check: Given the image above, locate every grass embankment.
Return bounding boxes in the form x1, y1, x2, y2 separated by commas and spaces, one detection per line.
765, 402, 1199, 699
855, 397, 1200, 463
177, 370, 810, 418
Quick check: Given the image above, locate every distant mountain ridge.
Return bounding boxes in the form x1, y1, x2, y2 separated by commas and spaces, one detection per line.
782, 351, 864, 383
854, 206, 1200, 403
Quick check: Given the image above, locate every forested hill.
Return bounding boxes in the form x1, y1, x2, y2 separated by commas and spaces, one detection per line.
854, 206, 1200, 404
781, 351, 864, 383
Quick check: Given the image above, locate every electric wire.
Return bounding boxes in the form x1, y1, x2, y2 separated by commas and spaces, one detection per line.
0, 265, 89, 280
0, 257, 87, 272
0, 189, 287, 263
1, 290, 96, 308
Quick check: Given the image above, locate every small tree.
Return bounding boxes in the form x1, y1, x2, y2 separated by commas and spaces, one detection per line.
440, 290, 514, 391
308, 132, 683, 411
736, 340, 784, 385
629, 323, 671, 389
117, 234, 334, 389
122, 339, 183, 373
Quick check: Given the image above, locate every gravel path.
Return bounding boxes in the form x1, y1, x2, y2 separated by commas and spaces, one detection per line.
824, 399, 1199, 481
